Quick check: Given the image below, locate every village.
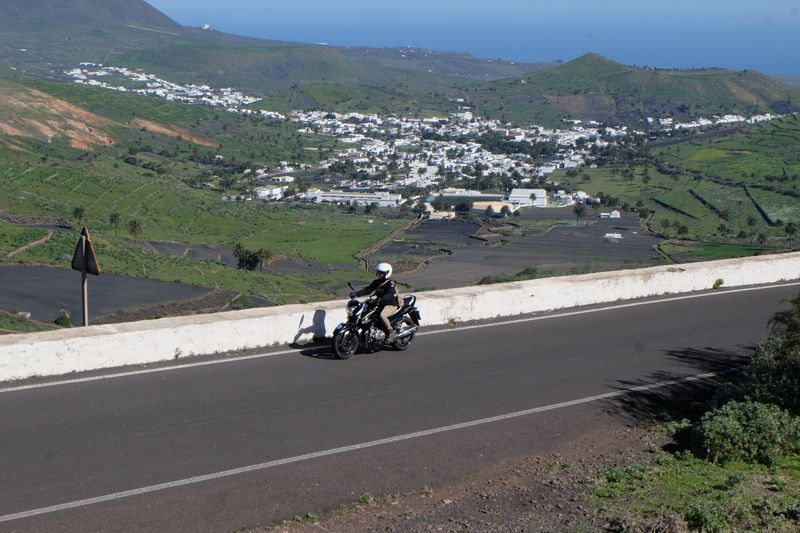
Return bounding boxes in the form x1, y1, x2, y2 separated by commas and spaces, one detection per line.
64, 64, 786, 218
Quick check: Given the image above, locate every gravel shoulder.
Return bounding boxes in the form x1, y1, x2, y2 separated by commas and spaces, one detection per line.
264, 424, 667, 532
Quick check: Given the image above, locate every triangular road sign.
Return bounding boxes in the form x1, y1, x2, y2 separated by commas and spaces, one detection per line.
71, 227, 101, 275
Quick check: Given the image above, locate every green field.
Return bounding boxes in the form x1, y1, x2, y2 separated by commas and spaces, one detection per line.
557, 115, 800, 250
0, 78, 407, 307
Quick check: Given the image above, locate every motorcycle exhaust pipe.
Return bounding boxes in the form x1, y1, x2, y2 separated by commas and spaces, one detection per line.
395, 325, 419, 339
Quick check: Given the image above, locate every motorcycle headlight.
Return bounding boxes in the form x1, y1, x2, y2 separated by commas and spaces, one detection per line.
346, 300, 359, 317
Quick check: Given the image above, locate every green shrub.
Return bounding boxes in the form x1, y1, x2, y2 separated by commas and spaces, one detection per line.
682, 503, 729, 531
696, 401, 800, 465
745, 336, 800, 415
230, 294, 255, 310
54, 311, 72, 328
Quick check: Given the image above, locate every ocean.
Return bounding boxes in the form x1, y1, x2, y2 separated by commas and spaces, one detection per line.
161, 7, 798, 75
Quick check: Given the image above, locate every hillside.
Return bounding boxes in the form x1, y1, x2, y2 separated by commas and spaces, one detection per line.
467, 54, 800, 127
2, 0, 180, 32
0, 0, 538, 95
0, 75, 409, 304
4, 3, 798, 127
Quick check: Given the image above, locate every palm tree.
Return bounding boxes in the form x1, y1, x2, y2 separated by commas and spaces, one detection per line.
785, 222, 797, 249
109, 212, 120, 237
127, 219, 143, 244
573, 203, 586, 225
72, 206, 86, 227
219, 176, 237, 194
638, 209, 652, 229
257, 248, 270, 271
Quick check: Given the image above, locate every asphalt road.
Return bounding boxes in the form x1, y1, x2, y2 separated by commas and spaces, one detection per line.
1, 283, 797, 532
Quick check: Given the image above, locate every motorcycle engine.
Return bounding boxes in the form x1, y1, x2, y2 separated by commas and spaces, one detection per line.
365, 325, 386, 349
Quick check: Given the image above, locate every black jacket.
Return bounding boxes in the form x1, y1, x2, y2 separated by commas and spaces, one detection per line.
356, 278, 400, 306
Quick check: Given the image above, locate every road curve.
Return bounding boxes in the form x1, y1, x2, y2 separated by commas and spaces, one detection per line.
1, 283, 797, 532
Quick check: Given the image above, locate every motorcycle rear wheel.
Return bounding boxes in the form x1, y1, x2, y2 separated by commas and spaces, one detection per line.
391, 318, 416, 351
333, 328, 358, 359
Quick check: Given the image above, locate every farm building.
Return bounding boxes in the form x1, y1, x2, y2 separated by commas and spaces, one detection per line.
509, 188, 548, 207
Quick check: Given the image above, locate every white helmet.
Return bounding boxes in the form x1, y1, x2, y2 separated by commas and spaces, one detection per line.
375, 262, 393, 278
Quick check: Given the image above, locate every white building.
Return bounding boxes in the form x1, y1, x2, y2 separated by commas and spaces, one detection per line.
508, 188, 548, 207
254, 186, 287, 201
305, 189, 405, 207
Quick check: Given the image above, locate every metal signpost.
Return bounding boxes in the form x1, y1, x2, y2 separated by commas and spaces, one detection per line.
71, 227, 100, 326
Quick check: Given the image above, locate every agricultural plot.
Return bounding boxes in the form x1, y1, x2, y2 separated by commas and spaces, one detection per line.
569, 117, 800, 244
0, 265, 214, 323
391, 210, 664, 291
746, 187, 800, 226
0, 148, 406, 266
1, 227, 332, 306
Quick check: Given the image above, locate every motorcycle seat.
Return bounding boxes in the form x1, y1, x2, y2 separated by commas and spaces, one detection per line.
389, 295, 416, 320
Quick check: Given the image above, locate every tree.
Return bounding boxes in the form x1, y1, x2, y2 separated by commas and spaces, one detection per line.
109, 212, 120, 237
219, 176, 237, 193
257, 248, 270, 271
485, 205, 495, 217
232, 242, 245, 262
127, 219, 143, 244
431, 198, 450, 211
454, 201, 473, 213
72, 206, 86, 226
638, 209, 652, 229
573, 203, 586, 224
785, 222, 797, 249
500, 205, 511, 217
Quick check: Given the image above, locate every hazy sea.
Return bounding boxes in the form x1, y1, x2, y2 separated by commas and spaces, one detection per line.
162, 7, 798, 75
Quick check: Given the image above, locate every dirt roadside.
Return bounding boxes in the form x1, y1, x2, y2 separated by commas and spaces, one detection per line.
262, 424, 667, 532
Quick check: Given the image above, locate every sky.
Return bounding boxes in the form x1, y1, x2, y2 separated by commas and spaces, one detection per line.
146, 1, 800, 74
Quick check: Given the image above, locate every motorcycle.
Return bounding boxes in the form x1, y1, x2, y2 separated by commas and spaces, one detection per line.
332, 282, 421, 359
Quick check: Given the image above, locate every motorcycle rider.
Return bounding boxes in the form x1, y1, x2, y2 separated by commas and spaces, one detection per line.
352, 262, 400, 343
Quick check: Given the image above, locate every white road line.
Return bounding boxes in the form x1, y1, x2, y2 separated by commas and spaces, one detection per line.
0, 371, 717, 523
2, 281, 797, 394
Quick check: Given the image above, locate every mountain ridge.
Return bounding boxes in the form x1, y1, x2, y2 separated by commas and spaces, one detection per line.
1, 1, 798, 128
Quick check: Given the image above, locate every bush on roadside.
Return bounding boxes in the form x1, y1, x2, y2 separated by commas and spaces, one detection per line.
230, 294, 255, 310
695, 400, 800, 465
743, 335, 800, 415
54, 310, 72, 328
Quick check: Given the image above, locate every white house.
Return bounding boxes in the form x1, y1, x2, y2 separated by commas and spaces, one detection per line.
508, 188, 548, 207
254, 186, 287, 201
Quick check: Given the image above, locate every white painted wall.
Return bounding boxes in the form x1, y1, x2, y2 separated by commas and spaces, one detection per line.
2, 252, 800, 382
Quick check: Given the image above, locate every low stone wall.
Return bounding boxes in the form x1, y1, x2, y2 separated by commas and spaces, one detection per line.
2, 252, 799, 382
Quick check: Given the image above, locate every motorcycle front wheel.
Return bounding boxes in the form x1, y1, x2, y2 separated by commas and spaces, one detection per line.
333, 328, 358, 359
